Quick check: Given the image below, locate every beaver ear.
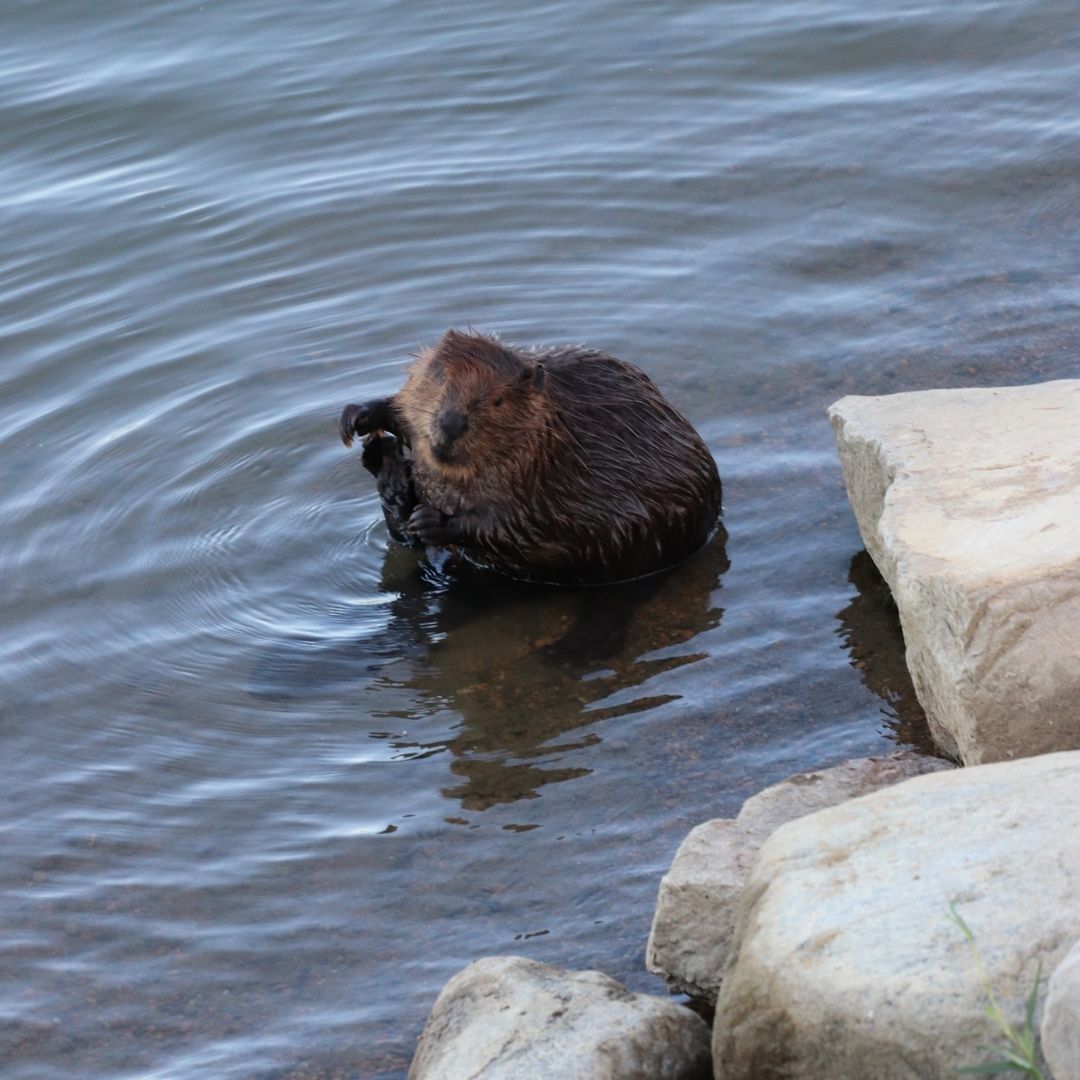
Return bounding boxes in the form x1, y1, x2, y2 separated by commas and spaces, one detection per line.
520, 363, 545, 391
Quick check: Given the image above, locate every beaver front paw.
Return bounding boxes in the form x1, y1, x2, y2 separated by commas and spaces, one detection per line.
408, 505, 458, 547
339, 403, 374, 447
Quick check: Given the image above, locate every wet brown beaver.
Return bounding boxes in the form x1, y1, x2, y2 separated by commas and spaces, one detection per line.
339, 329, 722, 585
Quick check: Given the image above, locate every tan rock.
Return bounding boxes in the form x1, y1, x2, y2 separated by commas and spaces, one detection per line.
1043, 937, 1080, 1080
713, 751, 1080, 1079
829, 379, 1080, 764
646, 752, 950, 1001
408, 956, 711, 1080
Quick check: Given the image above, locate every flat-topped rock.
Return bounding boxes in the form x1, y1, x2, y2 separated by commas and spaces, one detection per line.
713, 750, 1080, 1080
829, 379, 1080, 764
646, 752, 951, 1001
408, 956, 711, 1080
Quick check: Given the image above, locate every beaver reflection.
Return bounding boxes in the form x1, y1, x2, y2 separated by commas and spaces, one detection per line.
250, 527, 729, 811
376, 527, 730, 810
835, 550, 937, 755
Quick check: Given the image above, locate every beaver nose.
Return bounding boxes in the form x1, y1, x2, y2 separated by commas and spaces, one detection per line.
438, 409, 468, 442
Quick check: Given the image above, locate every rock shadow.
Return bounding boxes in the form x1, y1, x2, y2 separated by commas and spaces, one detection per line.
835, 550, 941, 756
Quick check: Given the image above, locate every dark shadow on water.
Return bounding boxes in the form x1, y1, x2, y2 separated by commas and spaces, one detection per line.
835, 549, 941, 756
251, 528, 731, 810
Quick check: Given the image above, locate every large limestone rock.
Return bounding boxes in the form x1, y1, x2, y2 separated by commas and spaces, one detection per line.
408, 956, 711, 1080
1043, 938, 1080, 1080
646, 752, 951, 1001
713, 750, 1080, 1080
828, 379, 1080, 764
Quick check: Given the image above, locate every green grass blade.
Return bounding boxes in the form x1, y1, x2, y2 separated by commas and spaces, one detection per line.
1025, 960, 1042, 1031
950, 903, 976, 942
949, 902, 1046, 1080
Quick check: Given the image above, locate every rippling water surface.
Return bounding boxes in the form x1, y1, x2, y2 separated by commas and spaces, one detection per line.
3, 1, 1079, 1076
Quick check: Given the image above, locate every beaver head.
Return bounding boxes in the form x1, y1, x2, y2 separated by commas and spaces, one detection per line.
397, 330, 551, 475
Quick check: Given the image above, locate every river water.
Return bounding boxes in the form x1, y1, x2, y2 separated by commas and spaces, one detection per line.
3, 1, 1078, 1077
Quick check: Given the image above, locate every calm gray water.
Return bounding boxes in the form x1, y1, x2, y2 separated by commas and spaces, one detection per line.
3, 1, 1079, 1076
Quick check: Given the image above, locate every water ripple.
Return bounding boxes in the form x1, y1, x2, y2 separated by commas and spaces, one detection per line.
4, 0, 1080, 1077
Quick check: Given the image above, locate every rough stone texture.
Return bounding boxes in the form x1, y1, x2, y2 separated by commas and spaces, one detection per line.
1043, 937, 1080, 1080
646, 752, 951, 1001
828, 379, 1080, 765
713, 750, 1080, 1080
408, 956, 711, 1080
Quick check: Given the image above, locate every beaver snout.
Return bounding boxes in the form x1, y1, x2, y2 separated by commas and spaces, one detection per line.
430, 408, 468, 463
438, 409, 468, 442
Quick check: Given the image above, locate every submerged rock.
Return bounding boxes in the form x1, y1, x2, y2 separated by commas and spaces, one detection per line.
829, 379, 1080, 764
646, 752, 951, 1001
408, 955, 711, 1080
713, 751, 1080, 1079
1042, 938, 1080, 1080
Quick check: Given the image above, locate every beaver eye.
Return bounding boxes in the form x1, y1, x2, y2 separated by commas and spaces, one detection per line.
492, 395, 504, 407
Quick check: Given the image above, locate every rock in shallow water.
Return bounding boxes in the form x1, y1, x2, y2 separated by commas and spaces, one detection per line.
408, 956, 711, 1080
713, 750, 1080, 1080
646, 752, 952, 1002
829, 379, 1080, 765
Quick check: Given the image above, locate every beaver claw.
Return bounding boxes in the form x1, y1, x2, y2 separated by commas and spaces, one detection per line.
339, 403, 372, 447
408, 505, 457, 547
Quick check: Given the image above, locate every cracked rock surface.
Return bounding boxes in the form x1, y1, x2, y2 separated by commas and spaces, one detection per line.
713, 751, 1080, 1080
829, 379, 1080, 764
408, 956, 711, 1080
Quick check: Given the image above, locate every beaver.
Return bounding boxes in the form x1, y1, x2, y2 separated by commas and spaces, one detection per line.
339, 329, 722, 585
